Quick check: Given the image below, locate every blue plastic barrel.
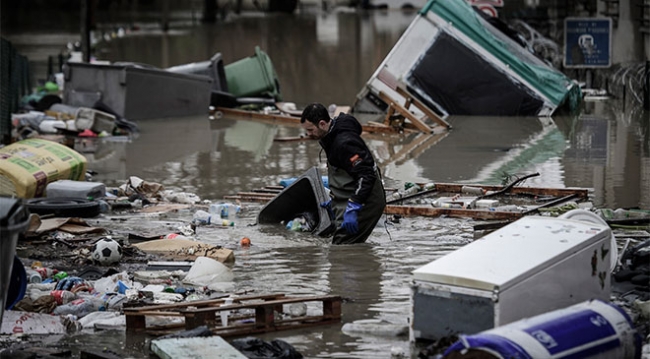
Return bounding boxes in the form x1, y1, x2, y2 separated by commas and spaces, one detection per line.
443, 299, 642, 359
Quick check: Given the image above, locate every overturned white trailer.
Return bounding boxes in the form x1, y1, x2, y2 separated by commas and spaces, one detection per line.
352, 0, 581, 117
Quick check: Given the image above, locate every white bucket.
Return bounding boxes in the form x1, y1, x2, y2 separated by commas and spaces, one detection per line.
442, 299, 641, 359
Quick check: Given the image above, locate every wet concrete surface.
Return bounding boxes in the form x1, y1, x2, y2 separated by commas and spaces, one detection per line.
2, 6, 650, 359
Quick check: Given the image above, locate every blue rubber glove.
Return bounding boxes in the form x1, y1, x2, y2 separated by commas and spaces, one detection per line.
341, 201, 362, 234
320, 200, 335, 220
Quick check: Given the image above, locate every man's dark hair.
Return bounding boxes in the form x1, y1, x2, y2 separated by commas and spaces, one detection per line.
300, 103, 330, 125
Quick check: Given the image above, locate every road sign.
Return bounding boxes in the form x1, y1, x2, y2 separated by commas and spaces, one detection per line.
564, 18, 612, 68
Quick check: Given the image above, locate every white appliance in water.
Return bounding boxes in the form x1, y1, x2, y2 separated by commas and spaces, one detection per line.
410, 210, 614, 341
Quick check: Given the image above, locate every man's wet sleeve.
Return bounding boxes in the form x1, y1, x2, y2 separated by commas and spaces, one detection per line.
337, 140, 377, 204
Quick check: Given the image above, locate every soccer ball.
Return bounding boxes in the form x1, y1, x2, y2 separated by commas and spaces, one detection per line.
91, 237, 123, 265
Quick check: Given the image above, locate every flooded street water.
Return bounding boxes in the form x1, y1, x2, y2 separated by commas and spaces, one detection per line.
3, 5, 650, 359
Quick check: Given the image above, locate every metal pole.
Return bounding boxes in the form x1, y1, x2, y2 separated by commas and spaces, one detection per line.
161, 0, 170, 32
643, 61, 650, 111
80, 0, 91, 63
47, 56, 53, 81
203, 0, 217, 23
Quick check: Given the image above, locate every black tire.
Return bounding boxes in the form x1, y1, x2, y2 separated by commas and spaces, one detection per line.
27, 197, 101, 218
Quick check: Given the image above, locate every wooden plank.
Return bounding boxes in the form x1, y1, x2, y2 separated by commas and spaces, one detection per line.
184, 311, 216, 331
323, 298, 342, 319
175, 295, 341, 335
216, 107, 302, 127
124, 294, 286, 316
183, 295, 341, 314
384, 205, 524, 220
126, 311, 185, 317
251, 188, 282, 194
430, 183, 590, 199
383, 105, 396, 126
378, 91, 433, 133
215, 107, 407, 135
274, 136, 308, 142
395, 87, 451, 129
125, 313, 147, 332
367, 121, 390, 128
374, 68, 450, 129
233, 192, 277, 198
474, 221, 512, 231
255, 305, 275, 329
223, 195, 271, 203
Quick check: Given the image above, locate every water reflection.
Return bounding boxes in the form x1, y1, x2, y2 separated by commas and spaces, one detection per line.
95, 11, 415, 106
85, 105, 650, 210
367, 116, 567, 187
231, 217, 474, 358
557, 99, 650, 209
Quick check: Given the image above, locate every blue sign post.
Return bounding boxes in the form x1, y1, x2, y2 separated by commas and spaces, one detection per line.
564, 18, 612, 68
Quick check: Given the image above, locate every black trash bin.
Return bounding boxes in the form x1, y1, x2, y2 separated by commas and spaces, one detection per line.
0, 197, 30, 323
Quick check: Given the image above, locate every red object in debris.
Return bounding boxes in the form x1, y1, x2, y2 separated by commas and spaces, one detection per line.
79, 129, 97, 137
240, 237, 251, 247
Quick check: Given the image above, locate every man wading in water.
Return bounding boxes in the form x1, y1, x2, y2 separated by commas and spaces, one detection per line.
300, 103, 386, 244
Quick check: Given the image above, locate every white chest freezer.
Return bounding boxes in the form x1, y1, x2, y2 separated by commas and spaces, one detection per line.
411, 214, 613, 342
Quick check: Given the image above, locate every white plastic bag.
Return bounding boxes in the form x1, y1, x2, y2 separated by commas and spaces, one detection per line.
183, 257, 234, 286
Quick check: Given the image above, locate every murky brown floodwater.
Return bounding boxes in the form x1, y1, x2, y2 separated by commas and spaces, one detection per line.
3, 5, 650, 359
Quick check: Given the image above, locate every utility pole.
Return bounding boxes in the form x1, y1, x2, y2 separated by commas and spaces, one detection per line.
161, 0, 170, 32
643, 60, 650, 111
80, 0, 93, 63
203, 0, 217, 23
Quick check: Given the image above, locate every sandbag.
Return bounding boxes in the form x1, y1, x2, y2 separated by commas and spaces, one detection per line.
0, 138, 87, 198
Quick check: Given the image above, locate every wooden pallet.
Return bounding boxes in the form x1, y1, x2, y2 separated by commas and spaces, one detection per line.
124, 293, 341, 337
213, 107, 418, 135
375, 67, 451, 131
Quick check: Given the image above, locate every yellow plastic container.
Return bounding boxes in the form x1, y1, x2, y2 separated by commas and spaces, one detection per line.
0, 138, 87, 198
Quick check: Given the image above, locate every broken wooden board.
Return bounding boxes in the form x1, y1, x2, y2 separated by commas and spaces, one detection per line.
133, 239, 235, 263
430, 183, 590, 200
125, 293, 341, 338
385, 205, 527, 221
213, 107, 421, 134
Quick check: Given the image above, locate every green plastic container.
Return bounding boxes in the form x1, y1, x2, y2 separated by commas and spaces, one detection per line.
225, 47, 282, 100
